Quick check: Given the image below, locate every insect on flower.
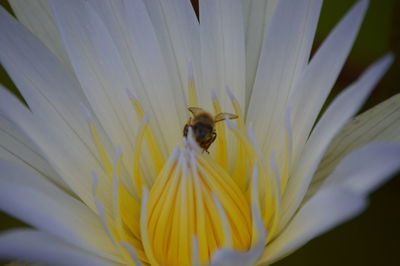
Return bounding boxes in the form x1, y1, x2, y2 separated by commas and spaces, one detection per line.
0, 0, 399, 265
183, 107, 238, 152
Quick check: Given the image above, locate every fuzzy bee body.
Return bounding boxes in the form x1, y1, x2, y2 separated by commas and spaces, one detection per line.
183, 107, 238, 152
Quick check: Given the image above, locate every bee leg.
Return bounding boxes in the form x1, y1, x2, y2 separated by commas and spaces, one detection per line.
203, 132, 217, 153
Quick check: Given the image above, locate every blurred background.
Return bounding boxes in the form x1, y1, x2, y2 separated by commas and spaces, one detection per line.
0, 0, 399, 265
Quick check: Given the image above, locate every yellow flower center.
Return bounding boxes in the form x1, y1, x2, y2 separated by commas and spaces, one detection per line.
86, 68, 285, 265
146, 146, 252, 265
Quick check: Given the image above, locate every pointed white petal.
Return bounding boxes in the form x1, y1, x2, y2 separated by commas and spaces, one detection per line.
142, 0, 202, 107
281, 54, 393, 229
9, 0, 71, 69
0, 159, 119, 260
290, 0, 369, 162
51, 0, 182, 154
50, 1, 145, 157
0, 230, 116, 266
120, 0, 186, 147
322, 143, 400, 195
246, 0, 322, 164
244, 0, 279, 105
0, 7, 110, 205
0, 7, 92, 151
0, 159, 119, 262
307, 94, 400, 199
200, 0, 246, 110
261, 186, 366, 264
0, 114, 69, 193
262, 143, 400, 264
0, 87, 112, 224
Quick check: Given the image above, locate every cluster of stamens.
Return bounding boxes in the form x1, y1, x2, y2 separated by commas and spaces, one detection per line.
81, 64, 293, 265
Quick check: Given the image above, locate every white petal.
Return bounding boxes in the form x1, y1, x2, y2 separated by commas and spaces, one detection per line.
141, 0, 202, 107
0, 114, 69, 193
246, 0, 322, 164
260, 186, 367, 264
120, 0, 186, 147
9, 0, 71, 69
0, 7, 110, 208
50, 0, 146, 157
290, 0, 369, 163
0, 159, 119, 262
0, 7, 92, 151
244, 0, 279, 105
87, 0, 190, 178
0, 230, 116, 266
200, 0, 246, 110
0, 85, 111, 213
322, 143, 400, 195
307, 94, 400, 199
280, 54, 394, 229
262, 142, 400, 264
52, 0, 185, 154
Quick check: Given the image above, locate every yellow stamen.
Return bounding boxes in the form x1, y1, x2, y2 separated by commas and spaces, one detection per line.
140, 188, 159, 266
226, 86, 244, 130
226, 87, 247, 190
84, 84, 275, 265
227, 122, 281, 238
212, 93, 229, 169
145, 147, 252, 265
130, 96, 165, 176
88, 120, 113, 178
131, 117, 148, 198
250, 163, 264, 247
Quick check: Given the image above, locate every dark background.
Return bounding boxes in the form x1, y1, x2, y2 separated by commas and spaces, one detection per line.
0, 0, 399, 265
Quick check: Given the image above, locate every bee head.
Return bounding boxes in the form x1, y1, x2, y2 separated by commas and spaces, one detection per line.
192, 122, 213, 140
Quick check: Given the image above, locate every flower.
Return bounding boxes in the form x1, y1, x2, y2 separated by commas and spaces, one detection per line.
0, 0, 399, 265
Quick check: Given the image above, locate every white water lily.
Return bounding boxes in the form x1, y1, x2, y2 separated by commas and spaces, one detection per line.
0, 0, 399, 265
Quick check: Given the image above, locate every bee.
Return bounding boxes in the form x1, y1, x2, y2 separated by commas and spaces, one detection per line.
183, 107, 238, 152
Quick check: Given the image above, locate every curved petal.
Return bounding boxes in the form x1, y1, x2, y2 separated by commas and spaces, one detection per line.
9, 0, 71, 69
320, 143, 400, 195
243, 0, 279, 104
0, 229, 116, 266
290, 0, 369, 163
0, 85, 112, 213
261, 142, 400, 264
280, 54, 394, 229
246, 0, 322, 165
87, 0, 194, 143
0, 7, 113, 210
141, 0, 202, 107
51, 0, 183, 154
49, 0, 143, 156
0, 7, 93, 153
200, 0, 246, 110
0, 159, 120, 262
307, 94, 400, 199
0, 114, 69, 193
260, 186, 367, 264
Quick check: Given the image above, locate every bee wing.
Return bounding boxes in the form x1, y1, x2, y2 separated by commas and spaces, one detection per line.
214, 113, 238, 123
188, 107, 206, 116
